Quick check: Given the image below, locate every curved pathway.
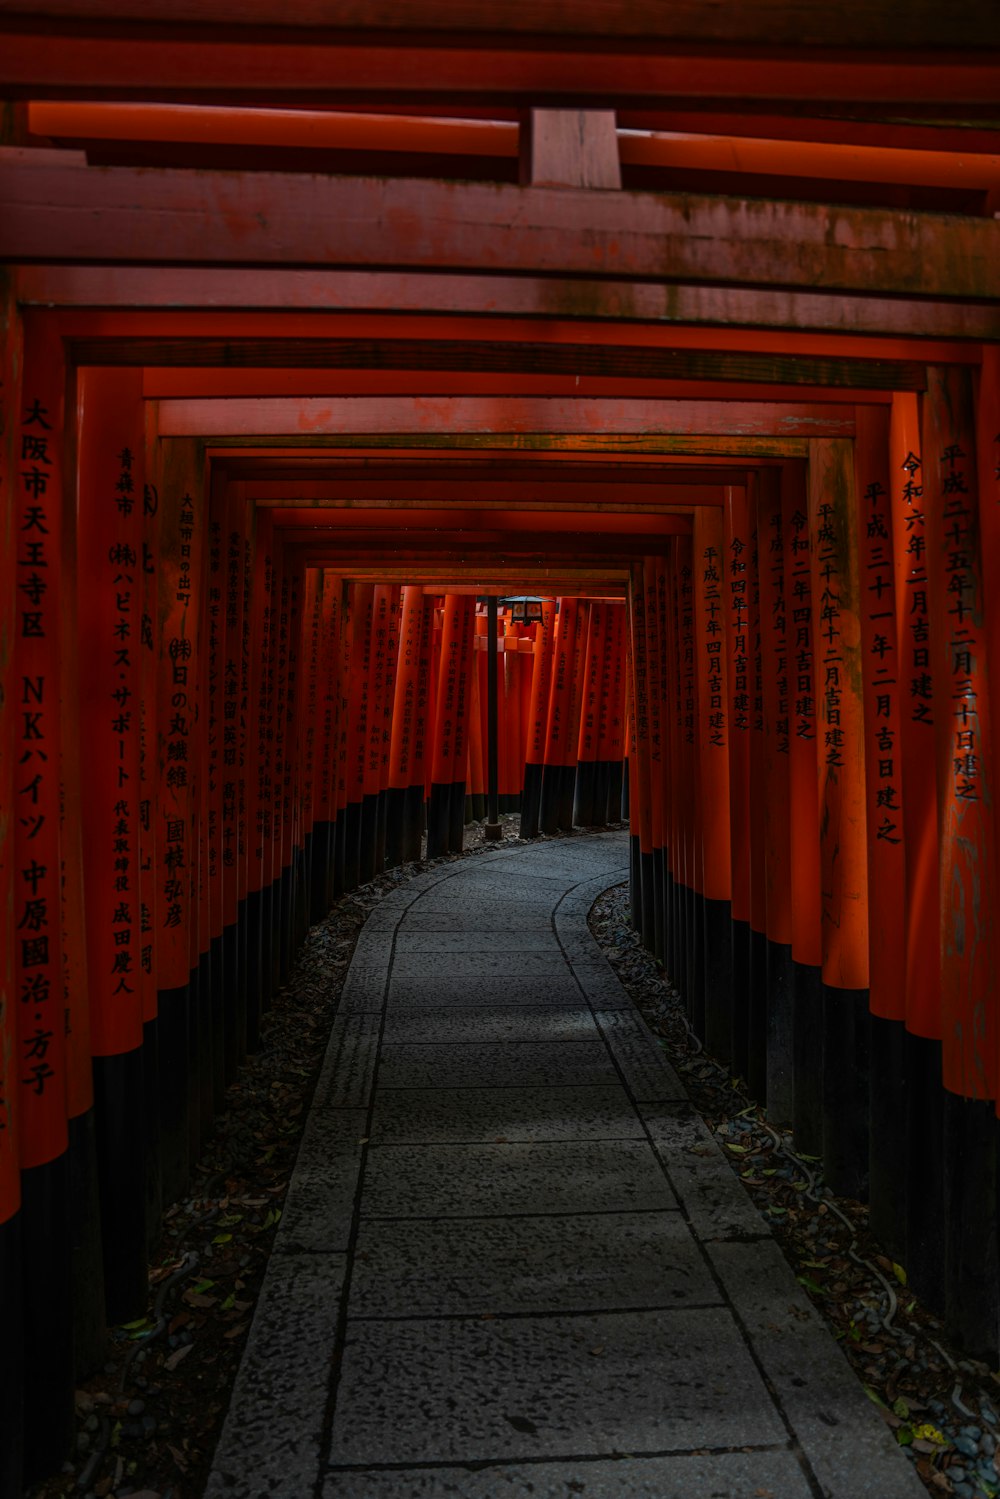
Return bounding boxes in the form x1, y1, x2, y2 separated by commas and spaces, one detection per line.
207, 830, 922, 1499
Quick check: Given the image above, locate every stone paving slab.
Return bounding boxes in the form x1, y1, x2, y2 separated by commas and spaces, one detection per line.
393, 910, 556, 931
381, 1004, 600, 1045
327, 1306, 785, 1466
206, 1251, 346, 1499
640, 1103, 773, 1242
322, 1450, 814, 1499
394, 930, 562, 952
377, 1039, 619, 1089
368, 1084, 643, 1144
390, 950, 573, 978
384, 975, 585, 1008
312, 1012, 381, 1108
360, 1139, 678, 1218
401, 896, 566, 920
706, 1239, 926, 1498
349, 1210, 718, 1317
593, 1009, 687, 1102
274, 1108, 367, 1254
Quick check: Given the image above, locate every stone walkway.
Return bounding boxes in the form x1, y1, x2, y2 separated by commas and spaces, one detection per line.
206, 831, 924, 1499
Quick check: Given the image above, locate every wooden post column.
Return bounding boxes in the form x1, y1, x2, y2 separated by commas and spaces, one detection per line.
808, 437, 871, 1201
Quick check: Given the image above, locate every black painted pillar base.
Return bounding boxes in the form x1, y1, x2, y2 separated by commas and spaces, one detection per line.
765, 940, 795, 1126
332, 810, 348, 898
142, 1016, 162, 1249
260, 881, 276, 1010
562, 764, 577, 830
539, 760, 561, 835
222, 920, 241, 1086
688, 889, 706, 1040
821, 984, 870, 1201
448, 779, 467, 852
574, 759, 597, 827
867, 1014, 908, 1263
651, 845, 665, 963
520, 762, 543, 839
0, 1212, 23, 1497
310, 819, 333, 919
747, 927, 768, 1103
426, 782, 451, 860
591, 760, 609, 828
404, 783, 424, 863
905, 1032, 945, 1316
324, 814, 340, 906
374, 789, 388, 874
296, 835, 312, 942
69, 1108, 106, 1375
196, 948, 214, 1136
729, 918, 751, 1084
157, 982, 190, 1202
209, 931, 226, 1111
21, 1154, 74, 1482
619, 758, 629, 820
94, 1048, 148, 1324
235, 895, 249, 1069
342, 799, 362, 891
664, 863, 677, 982
471, 789, 486, 822
243, 889, 263, 1053
640, 849, 655, 955
629, 834, 643, 940
942, 1094, 998, 1360
791, 961, 823, 1155
185, 958, 203, 1167
279, 864, 295, 979
703, 896, 733, 1064
384, 786, 405, 869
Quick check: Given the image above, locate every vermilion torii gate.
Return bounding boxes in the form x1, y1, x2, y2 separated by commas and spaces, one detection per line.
3, 4, 1000, 1485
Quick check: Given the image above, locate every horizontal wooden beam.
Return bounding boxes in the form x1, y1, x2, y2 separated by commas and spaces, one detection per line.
266, 508, 703, 533
243, 482, 730, 508
4, 1, 998, 49
2, 31, 998, 109
72, 337, 926, 391
3, 154, 998, 302
27, 102, 1000, 193
138, 368, 892, 403
200, 431, 810, 456
156, 394, 855, 438
18, 267, 997, 344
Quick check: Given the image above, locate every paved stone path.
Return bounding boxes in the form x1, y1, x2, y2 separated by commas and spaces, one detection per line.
207, 831, 924, 1499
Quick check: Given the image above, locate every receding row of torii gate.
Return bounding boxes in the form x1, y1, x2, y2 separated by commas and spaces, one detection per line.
4, 305, 1000, 1481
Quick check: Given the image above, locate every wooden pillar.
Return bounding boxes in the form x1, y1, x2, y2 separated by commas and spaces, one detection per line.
14, 313, 73, 1478
756, 472, 794, 1119
808, 437, 870, 1200
693, 510, 733, 1061
782, 462, 824, 1155
723, 488, 753, 1082
0, 272, 24, 1498
854, 405, 908, 1261
520, 600, 556, 838
923, 365, 998, 1357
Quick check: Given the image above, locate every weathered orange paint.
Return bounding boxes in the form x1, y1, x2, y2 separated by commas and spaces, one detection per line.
723, 486, 752, 930
755, 470, 791, 945
14, 314, 68, 1167
923, 367, 996, 1101
781, 464, 822, 971
808, 438, 869, 991
854, 405, 906, 1023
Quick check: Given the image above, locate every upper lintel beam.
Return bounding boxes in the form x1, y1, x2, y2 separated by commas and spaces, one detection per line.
2, 154, 998, 304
